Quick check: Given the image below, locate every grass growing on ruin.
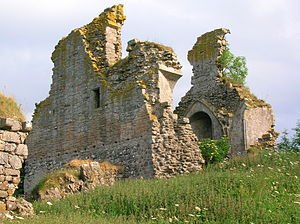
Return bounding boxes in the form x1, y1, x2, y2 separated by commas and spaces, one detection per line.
7, 151, 300, 224
0, 92, 25, 121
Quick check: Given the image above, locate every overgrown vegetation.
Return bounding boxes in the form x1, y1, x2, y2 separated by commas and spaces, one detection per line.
198, 137, 230, 164
31, 168, 80, 199
6, 151, 299, 223
278, 120, 300, 151
218, 47, 248, 85
0, 92, 25, 121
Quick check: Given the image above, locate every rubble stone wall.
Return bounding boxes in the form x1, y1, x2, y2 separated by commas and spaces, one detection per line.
0, 118, 29, 212
175, 28, 276, 155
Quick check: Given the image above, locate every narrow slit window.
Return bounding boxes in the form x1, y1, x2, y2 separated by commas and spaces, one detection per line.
93, 88, 100, 108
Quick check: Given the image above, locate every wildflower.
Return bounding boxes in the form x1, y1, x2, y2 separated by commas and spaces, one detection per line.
46, 201, 53, 206
173, 216, 179, 221
5, 213, 14, 220
195, 206, 201, 211
15, 216, 24, 220
159, 207, 167, 211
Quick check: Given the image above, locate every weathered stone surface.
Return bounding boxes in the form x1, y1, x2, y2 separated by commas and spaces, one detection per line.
0, 131, 20, 144
4, 142, 16, 152
0, 190, 8, 198
25, 4, 203, 195
0, 181, 9, 191
9, 155, 22, 169
0, 118, 22, 131
0, 152, 9, 165
36, 160, 122, 201
15, 198, 34, 216
175, 28, 276, 155
4, 168, 20, 176
0, 201, 6, 212
15, 144, 28, 157
22, 122, 32, 132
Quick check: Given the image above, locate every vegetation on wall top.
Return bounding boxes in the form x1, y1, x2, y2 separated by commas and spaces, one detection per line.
0, 92, 25, 122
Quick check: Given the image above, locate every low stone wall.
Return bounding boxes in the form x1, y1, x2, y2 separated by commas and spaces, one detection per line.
0, 118, 30, 212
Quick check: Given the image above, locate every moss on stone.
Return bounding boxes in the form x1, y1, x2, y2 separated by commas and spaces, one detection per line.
188, 28, 229, 64
0, 92, 25, 122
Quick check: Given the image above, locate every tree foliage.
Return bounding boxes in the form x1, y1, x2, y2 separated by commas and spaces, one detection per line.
218, 47, 248, 85
278, 120, 300, 151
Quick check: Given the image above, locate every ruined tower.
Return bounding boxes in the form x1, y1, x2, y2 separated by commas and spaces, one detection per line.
25, 5, 203, 194
175, 29, 276, 155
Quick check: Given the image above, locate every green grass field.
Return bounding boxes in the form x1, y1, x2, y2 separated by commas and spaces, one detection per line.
5, 151, 300, 223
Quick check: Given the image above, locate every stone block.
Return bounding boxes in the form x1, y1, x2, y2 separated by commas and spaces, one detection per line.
5, 175, 12, 181
9, 155, 23, 169
6, 200, 17, 211
0, 140, 4, 151
0, 152, 9, 165
22, 122, 32, 132
0, 190, 8, 198
19, 132, 27, 144
15, 144, 28, 157
0, 131, 20, 144
0, 201, 6, 212
0, 118, 22, 131
0, 181, 8, 191
4, 168, 20, 176
4, 142, 16, 152
12, 176, 20, 185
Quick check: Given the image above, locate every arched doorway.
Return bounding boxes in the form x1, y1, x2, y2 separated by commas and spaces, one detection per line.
190, 112, 212, 139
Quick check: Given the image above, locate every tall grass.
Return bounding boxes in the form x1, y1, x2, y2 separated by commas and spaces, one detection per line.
0, 92, 25, 121
6, 151, 300, 223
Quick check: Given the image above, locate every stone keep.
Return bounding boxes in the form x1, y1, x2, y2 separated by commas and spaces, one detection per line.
0, 118, 29, 212
175, 29, 276, 155
25, 5, 204, 194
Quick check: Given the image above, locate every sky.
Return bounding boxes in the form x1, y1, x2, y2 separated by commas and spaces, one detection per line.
0, 0, 299, 137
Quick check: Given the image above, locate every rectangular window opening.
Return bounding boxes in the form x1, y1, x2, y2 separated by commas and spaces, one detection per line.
93, 88, 100, 108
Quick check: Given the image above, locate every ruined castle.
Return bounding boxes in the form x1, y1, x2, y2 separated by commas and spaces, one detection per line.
24, 5, 276, 194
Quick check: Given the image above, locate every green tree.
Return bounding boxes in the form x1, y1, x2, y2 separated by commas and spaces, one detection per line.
277, 130, 292, 150
218, 47, 248, 85
291, 121, 300, 150
278, 121, 300, 151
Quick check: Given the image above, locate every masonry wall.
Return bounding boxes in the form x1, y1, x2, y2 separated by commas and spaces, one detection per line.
25, 5, 203, 194
0, 118, 29, 212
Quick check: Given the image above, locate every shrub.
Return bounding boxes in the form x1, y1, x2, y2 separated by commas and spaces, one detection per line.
199, 137, 230, 164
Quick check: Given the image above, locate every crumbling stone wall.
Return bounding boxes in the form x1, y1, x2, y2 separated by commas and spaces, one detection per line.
175, 28, 276, 155
0, 118, 30, 212
25, 5, 203, 195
